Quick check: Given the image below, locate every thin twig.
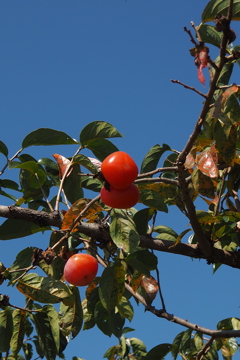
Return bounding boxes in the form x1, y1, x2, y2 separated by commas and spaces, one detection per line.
54, 145, 83, 211
0, 148, 23, 176
135, 177, 179, 186
196, 337, 214, 360
35, 172, 54, 212
171, 80, 207, 98
184, 26, 198, 46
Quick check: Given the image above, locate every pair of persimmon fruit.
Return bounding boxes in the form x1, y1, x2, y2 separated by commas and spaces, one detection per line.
64, 151, 139, 286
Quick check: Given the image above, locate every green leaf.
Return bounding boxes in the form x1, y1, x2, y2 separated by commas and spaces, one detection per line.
171, 329, 192, 360
94, 301, 125, 337
140, 144, 171, 175
202, 0, 240, 23
8, 160, 38, 173
133, 208, 155, 235
126, 249, 158, 274
191, 168, 216, 198
117, 296, 134, 321
38, 157, 60, 186
10, 247, 36, 282
43, 305, 61, 354
73, 154, 99, 174
10, 309, 26, 357
194, 332, 204, 351
0, 140, 8, 158
198, 24, 223, 48
16, 273, 74, 305
22, 342, 33, 360
59, 286, 83, 339
139, 187, 168, 212
154, 225, 178, 241
214, 121, 237, 166
217, 317, 240, 330
130, 338, 147, 357
99, 261, 125, 312
0, 189, 18, 202
0, 219, 50, 240
110, 209, 140, 253
85, 138, 119, 161
145, 343, 172, 359
63, 163, 84, 204
80, 121, 122, 145
0, 308, 13, 352
0, 179, 20, 191
22, 128, 78, 148
31, 309, 58, 360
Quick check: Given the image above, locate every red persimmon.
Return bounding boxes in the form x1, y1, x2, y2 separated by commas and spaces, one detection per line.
101, 151, 138, 189
64, 253, 98, 286
100, 183, 140, 209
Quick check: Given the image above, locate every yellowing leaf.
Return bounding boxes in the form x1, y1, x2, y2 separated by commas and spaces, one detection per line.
16, 273, 74, 305
61, 198, 103, 231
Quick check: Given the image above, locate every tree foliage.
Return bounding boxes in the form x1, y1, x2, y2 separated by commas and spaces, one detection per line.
1, 0, 240, 359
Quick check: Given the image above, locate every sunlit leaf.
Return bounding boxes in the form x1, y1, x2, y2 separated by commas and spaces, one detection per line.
61, 198, 103, 231
99, 261, 125, 311
130, 337, 147, 357
154, 225, 178, 241
202, 0, 240, 23
80, 121, 122, 145
220, 337, 238, 357
117, 296, 134, 321
22, 128, 78, 148
16, 273, 74, 305
110, 209, 140, 253
198, 24, 223, 48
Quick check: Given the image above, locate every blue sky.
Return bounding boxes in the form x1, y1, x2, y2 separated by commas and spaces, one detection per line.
1, 1, 240, 359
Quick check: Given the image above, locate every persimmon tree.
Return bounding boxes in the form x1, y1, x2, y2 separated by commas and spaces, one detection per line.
1, 0, 240, 359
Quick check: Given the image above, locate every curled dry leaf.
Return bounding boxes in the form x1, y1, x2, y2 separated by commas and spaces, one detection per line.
53, 153, 73, 178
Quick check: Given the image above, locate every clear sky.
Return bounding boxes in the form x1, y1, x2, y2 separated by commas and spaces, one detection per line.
1, 1, 240, 359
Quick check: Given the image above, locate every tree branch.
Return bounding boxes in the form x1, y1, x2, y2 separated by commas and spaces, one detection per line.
0, 205, 239, 269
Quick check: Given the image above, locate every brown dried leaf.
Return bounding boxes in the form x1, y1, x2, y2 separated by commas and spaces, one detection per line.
61, 198, 103, 231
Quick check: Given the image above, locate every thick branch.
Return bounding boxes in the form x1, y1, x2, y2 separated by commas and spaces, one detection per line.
1, 205, 240, 269
176, 16, 233, 258
0, 205, 62, 228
